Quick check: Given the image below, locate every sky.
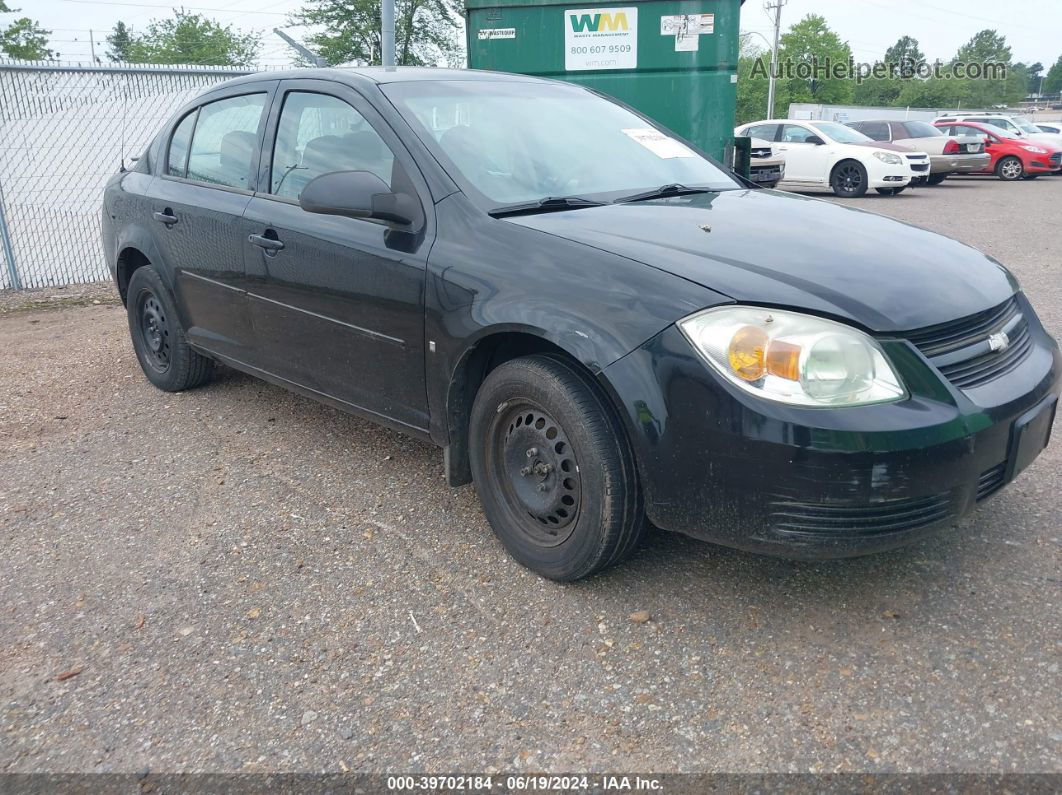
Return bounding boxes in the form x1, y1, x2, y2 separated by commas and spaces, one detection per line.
6, 0, 1061, 69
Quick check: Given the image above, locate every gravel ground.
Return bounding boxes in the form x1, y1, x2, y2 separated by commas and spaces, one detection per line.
0, 176, 1059, 775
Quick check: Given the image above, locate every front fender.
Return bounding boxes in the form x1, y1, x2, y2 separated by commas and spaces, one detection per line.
424, 193, 729, 449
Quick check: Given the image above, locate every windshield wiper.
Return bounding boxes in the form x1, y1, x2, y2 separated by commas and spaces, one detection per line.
488, 196, 607, 218
615, 183, 713, 203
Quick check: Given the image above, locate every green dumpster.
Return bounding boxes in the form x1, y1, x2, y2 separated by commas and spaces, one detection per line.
465, 0, 742, 161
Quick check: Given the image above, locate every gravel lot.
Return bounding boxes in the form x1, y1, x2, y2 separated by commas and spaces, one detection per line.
1, 176, 1059, 775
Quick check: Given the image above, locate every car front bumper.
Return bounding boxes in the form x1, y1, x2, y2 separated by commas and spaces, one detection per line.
601, 294, 1061, 559
864, 159, 912, 188
930, 152, 992, 174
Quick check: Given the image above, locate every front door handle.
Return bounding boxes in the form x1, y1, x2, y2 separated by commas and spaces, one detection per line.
248, 233, 284, 253
153, 210, 178, 226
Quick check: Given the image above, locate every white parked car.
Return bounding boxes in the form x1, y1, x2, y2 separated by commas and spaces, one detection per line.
934, 113, 1062, 152
734, 119, 926, 197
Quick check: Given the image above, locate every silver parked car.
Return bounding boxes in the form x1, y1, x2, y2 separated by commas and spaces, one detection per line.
847, 119, 990, 185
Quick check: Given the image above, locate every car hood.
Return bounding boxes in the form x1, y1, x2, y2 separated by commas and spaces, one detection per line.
1025, 132, 1062, 149
505, 189, 1016, 333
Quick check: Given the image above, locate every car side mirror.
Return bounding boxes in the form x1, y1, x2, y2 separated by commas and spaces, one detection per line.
807, 135, 825, 145
299, 170, 417, 226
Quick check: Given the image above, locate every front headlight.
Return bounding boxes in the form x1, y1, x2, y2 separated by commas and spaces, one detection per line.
678, 306, 906, 407
1021, 145, 1047, 153
872, 151, 903, 165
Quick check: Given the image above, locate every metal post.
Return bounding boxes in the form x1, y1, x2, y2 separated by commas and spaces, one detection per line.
273, 28, 327, 67
765, 0, 785, 119
0, 177, 21, 290
382, 0, 396, 67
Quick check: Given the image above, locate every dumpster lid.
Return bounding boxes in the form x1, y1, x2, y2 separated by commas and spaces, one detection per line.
466, 0, 743, 9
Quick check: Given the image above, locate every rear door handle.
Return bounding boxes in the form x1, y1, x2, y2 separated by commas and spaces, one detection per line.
153, 210, 178, 225
248, 233, 284, 252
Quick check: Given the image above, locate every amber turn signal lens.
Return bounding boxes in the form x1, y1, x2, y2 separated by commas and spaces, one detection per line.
727, 325, 768, 381
766, 339, 801, 381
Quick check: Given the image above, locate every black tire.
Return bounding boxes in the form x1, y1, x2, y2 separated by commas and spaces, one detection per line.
926, 173, 948, 185
829, 160, 868, 198
126, 265, 213, 392
875, 187, 906, 195
996, 156, 1024, 181
468, 354, 645, 581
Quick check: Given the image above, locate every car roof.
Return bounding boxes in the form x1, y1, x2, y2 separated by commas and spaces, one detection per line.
201, 66, 552, 93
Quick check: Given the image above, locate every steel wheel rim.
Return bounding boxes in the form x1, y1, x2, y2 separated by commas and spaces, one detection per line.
137, 289, 171, 373
492, 401, 582, 547
835, 164, 862, 193
1001, 159, 1021, 179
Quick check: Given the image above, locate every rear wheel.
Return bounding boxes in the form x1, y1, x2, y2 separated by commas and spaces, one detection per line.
127, 265, 213, 392
875, 187, 906, 195
926, 173, 948, 185
468, 354, 645, 581
996, 156, 1024, 181
830, 160, 868, 197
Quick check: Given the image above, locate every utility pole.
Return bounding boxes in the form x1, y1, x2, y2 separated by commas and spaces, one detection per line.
273, 28, 327, 67
88, 29, 97, 62
765, 0, 786, 119
381, 0, 396, 67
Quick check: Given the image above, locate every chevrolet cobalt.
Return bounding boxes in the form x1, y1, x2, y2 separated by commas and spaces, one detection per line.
103, 68, 1060, 581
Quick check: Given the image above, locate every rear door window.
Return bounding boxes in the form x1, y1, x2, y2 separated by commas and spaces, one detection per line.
745, 123, 780, 141
167, 111, 196, 177
185, 93, 267, 190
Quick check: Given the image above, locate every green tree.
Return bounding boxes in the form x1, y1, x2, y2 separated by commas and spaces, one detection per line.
735, 34, 770, 124
125, 9, 260, 66
0, 3, 56, 60
106, 21, 135, 62
1044, 55, 1062, 94
776, 14, 853, 107
1021, 61, 1043, 94
292, 0, 461, 66
949, 30, 1017, 109
883, 35, 925, 77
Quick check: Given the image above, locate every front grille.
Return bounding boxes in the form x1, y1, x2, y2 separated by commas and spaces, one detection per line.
976, 463, 1006, 502
750, 147, 773, 159
911, 163, 929, 172
906, 296, 1033, 389
1051, 152, 1061, 166
769, 493, 953, 538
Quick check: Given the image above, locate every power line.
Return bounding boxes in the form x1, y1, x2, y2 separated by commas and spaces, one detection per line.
56, 0, 289, 16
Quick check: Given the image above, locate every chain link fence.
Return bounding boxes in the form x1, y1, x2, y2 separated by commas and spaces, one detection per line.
0, 61, 264, 290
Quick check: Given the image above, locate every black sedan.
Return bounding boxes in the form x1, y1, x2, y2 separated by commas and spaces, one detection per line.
102, 68, 1060, 581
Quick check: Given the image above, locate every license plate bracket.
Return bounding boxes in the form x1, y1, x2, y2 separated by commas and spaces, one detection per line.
1006, 396, 1057, 481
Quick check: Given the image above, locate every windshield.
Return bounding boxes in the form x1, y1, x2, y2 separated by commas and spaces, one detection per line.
383, 80, 738, 206
977, 125, 1018, 140
810, 121, 873, 144
904, 121, 942, 138
1009, 117, 1042, 134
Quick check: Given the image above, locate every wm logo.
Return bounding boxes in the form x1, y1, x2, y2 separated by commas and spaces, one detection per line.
569, 12, 629, 32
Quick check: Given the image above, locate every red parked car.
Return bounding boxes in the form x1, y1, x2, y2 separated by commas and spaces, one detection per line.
934, 121, 1062, 180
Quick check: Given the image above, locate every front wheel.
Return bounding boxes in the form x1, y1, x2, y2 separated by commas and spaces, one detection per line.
127, 265, 213, 392
830, 160, 868, 197
996, 156, 1024, 181
468, 354, 645, 581
875, 187, 906, 196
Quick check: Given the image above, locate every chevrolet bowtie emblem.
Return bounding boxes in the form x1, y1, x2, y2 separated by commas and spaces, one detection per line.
987, 331, 1010, 353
